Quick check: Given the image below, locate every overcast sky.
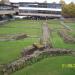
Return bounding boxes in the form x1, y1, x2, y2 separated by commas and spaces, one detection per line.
9, 0, 75, 3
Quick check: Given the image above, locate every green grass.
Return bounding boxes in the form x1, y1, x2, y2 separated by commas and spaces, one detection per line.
51, 32, 75, 49
0, 19, 75, 75
65, 22, 75, 30
0, 20, 41, 36
0, 20, 41, 64
64, 22, 75, 37
48, 20, 75, 49
12, 56, 75, 75
0, 38, 39, 64
0, 28, 41, 36
48, 19, 61, 29
67, 30, 75, 37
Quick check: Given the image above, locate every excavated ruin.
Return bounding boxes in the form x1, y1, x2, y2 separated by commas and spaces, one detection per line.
0, 33, 28, 41
0, 21, 74, 75
58, 29, 75, 44
1, 46, 72, 75
12, 33, 28, 40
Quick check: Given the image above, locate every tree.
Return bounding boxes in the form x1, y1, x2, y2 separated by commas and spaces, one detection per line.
68, 2, 75, 17
61, 1, 75, 18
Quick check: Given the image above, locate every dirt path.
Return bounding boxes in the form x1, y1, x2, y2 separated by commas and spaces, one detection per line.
40, 22, 52, 48
42, 23, 50, 43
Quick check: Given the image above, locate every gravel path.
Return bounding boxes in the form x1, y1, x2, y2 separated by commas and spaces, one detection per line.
42, 23, 50, 43
40, 22, 53, 48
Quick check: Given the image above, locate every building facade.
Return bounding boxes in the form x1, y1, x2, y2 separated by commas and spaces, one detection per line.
0, 0, 19, 21
19, 2, 62, 18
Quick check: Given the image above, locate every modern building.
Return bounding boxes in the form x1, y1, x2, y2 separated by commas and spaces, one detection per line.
0, 1, 62, 20
0, 0, 19, 21
18, 2, 62, 18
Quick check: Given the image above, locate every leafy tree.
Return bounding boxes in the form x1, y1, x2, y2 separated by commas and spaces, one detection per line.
60, 0, 75, 18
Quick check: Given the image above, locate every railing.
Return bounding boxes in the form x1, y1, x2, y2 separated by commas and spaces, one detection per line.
19, 12, 62, 17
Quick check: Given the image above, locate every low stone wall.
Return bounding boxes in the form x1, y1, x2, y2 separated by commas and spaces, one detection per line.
1, 47, 72, 75
58, 30, 75, 44
21, 45, 37, 57
0, 33, 28, 41
12, 33, 28, 40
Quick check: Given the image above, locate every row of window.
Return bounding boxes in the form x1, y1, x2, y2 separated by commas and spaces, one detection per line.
0, 5, 14, 10
20, 3, 61, 9
19, 10, 61, 14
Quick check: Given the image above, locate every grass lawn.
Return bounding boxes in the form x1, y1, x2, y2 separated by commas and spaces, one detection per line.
0, 20, 41, 36
63, 22, 75, 37
51, 32, 75, 49
0, 20, 41, 64
12, 56, 75, 75
65, 22, 75, 30
48, 19, 61, 29
48, 20, 75, 49
0, 19, 75, 75
0, 38, 39, 64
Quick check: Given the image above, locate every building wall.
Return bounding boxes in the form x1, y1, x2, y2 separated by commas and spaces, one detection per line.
19, 2, 61, 8
19, 2, 62, 17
